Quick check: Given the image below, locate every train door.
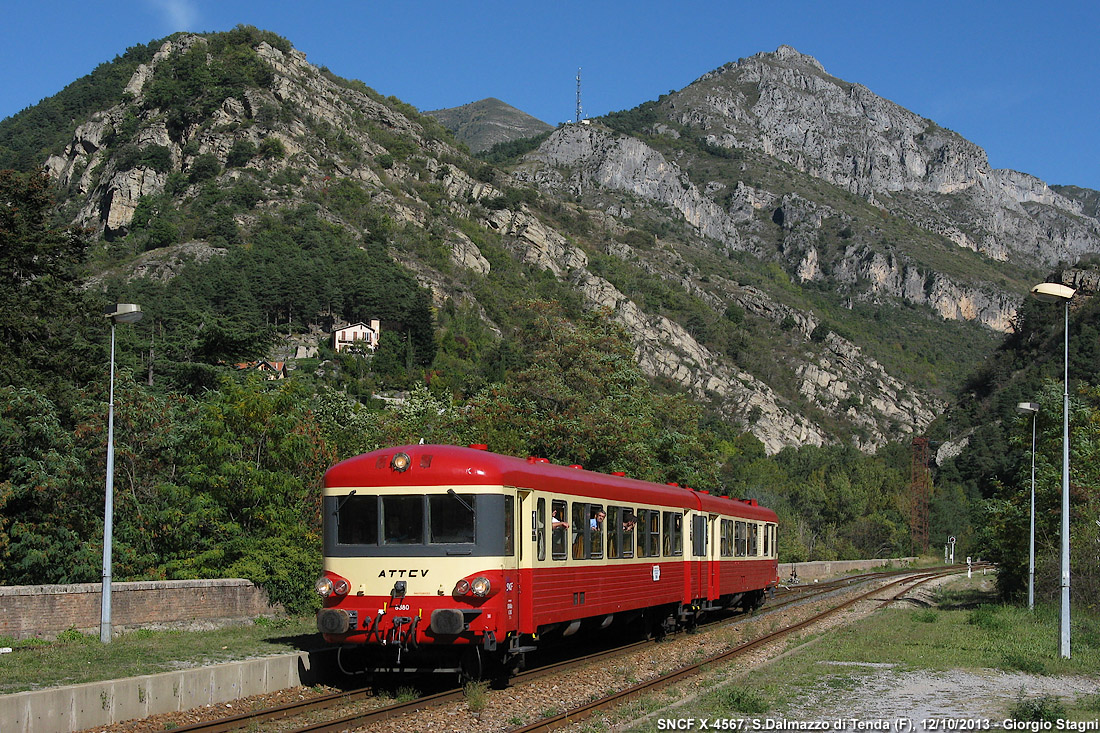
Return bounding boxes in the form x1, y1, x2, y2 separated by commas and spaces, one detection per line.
690, 512, 708, 602
707, 513, 720, 601
514, 488, 534, 634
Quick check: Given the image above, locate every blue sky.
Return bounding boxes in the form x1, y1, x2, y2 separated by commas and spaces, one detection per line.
2, 1, 1098, 190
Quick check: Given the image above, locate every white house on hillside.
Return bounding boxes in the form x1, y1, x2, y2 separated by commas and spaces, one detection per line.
333, 319, 381, 353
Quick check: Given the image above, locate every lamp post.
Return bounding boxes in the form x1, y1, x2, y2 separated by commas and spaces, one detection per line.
101, 304, 143, 643
1017, 401, 1039, 611
1030, 282, 1075, 659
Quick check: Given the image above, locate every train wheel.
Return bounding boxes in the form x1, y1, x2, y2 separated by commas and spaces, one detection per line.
459, 646, 484, 683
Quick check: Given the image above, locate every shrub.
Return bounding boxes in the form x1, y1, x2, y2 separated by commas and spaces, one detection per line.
226, 139, 257, 168
189, 153, 221, 182
1007, 691, 1066, 722
56, 627, 94, 644
225, 535, 321, 616
258, 136, 286, 160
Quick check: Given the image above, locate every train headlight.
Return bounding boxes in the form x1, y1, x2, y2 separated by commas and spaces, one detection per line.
453, 579, 471, 595
315, 577, 334, 598
315, 575, 350, 598
391, 452, 411, 472
471, 576, 491, 597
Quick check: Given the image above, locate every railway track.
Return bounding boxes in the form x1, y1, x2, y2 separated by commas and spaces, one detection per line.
513, 566, 979, 733
158, 565, 974, 733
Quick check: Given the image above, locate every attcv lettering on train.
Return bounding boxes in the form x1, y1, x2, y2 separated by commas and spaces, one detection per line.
377, 569, 430, 578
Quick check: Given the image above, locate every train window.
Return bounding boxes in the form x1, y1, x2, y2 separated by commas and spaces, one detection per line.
589, 505, 604, 559
647, 510, 660, 556
763, 521, 770, 557
749, 523, 759, 556
552, 499, 568, 560
504, 496, 515, 557
336, 494, 378, 545
382, 495, 423, 544
720, 519, 733, 557
428, 493, 476, 543
572, 503, 586, 559
691, 515, 707, 557
662, 511, 683, 556
536, 498, 546, 562
608, 506, 621, 558
735, 521, 747, 557
621, 508, 636, 559
606, 506, 636, 559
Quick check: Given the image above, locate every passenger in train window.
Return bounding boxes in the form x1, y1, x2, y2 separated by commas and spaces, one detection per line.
589, 507, 605, 558
552, 500, 568, 560
620, 511, 636, 558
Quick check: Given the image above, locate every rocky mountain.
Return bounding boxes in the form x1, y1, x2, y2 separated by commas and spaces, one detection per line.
426, 97, 553, 153
16, 31, 1100, 455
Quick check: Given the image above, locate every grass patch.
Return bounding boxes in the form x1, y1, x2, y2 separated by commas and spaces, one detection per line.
911, 608, 938, 623
0, 617, 322, 695
712, 686, 769, 714
464, 680, 490, 713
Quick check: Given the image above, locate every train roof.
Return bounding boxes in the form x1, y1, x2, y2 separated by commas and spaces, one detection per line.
324, 444, 778, 522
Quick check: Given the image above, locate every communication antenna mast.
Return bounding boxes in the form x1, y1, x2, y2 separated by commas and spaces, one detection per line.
576, 67, 583, 123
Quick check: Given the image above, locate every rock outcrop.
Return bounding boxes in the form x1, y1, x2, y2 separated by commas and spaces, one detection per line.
677, 46, 1100, 267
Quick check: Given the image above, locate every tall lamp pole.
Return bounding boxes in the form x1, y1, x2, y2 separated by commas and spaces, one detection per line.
101, 304, 143, 643
1017, 401, 1039, 611
1030, 282, 1075, 659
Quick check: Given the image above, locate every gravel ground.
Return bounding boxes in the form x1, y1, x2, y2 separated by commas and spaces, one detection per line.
788, 665, 1100, 723
610, 575, 1100, 732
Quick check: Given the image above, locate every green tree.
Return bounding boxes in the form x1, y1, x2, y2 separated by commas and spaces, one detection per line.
980, 379, 1100, 603
0, 170, 98, 406
174, 376, 335, 612
458, 302, 719, 487
0, 387, 92, 584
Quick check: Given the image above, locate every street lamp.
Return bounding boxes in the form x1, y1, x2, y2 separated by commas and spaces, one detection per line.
101, 304, 143, 643
1030, 282, 1075, 658
1017, 401, 1039, 611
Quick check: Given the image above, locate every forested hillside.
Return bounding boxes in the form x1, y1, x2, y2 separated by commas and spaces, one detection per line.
1, 27, 1098, 611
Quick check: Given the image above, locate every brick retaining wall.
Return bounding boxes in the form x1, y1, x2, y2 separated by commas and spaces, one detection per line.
0, 579, 279, 640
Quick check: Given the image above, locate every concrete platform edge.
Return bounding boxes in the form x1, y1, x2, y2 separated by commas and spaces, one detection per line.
0, 650, 324, 733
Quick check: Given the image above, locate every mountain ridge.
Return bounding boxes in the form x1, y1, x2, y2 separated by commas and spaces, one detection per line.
8, 32, 1099, 455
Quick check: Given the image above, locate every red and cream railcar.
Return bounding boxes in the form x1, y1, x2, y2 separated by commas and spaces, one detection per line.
315, 444, 778, 677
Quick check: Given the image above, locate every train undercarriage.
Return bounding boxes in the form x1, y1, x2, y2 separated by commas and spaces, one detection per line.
332, 588, 770, 683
